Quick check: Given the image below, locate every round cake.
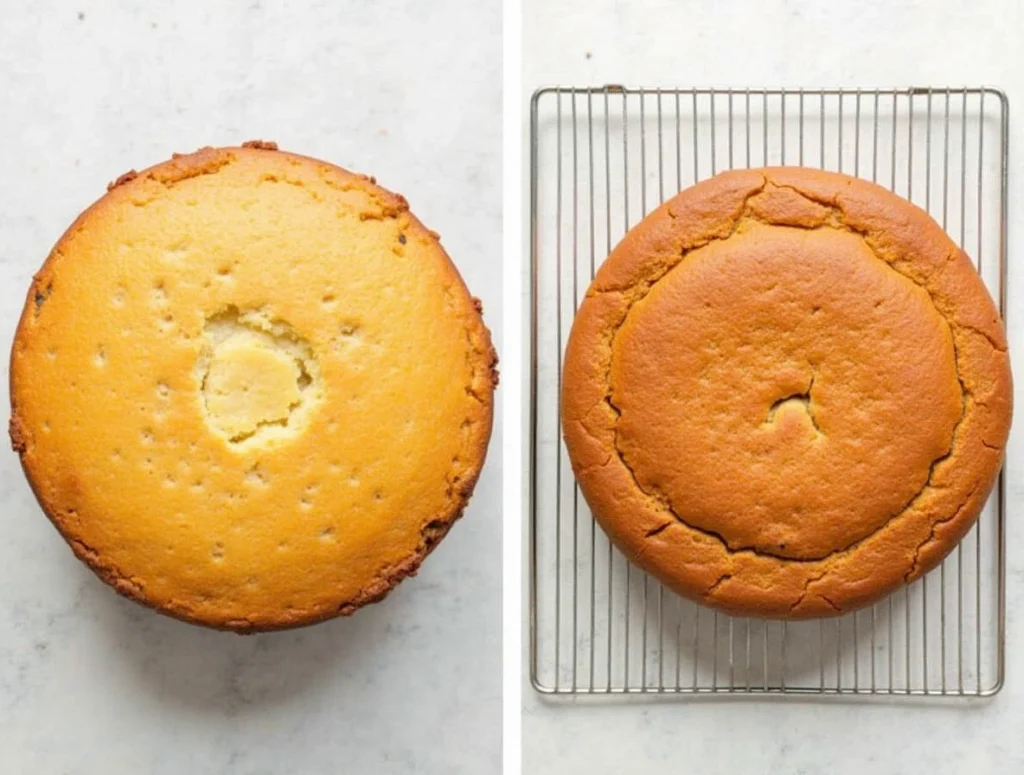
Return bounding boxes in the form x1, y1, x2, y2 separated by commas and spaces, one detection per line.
562, 167, 1011, 619
9, 143, 497, 631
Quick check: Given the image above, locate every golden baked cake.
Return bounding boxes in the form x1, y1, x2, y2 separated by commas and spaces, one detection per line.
10, 142, 497, 631
562, 167, 1011, 618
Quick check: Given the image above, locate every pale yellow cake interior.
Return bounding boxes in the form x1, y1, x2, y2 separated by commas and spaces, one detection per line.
197, 307, 320, 446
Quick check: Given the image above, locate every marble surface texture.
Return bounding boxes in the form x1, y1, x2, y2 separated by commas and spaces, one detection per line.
523, 1, 1024, 773
0, 1, 501, 773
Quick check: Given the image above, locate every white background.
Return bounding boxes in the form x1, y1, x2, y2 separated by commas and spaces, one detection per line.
0, 1, 501, 773
523, 1, 1024, 773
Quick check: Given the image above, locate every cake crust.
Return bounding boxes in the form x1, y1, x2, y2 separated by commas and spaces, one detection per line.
10, 144, 497, 632
562, 167, 1011, 618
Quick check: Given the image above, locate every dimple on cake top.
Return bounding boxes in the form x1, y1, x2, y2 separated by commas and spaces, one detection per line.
562, 166, 1011, 618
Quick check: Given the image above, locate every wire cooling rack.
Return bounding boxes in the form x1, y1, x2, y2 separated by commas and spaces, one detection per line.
529, 86, 1008, 697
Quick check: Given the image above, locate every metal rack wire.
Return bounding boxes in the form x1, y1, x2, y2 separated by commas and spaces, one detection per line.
529, 86, 1008, 697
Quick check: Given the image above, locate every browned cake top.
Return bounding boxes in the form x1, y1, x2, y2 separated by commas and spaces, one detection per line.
562, 167, 1011, 618
10, 145, 497, 631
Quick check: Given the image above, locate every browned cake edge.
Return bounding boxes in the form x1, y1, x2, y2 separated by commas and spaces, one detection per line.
9, 143, 499, 633
561, 166, 1011, 619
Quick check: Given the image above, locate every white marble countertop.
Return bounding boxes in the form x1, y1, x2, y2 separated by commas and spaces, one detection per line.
0, 2, 501, 773
524, 1, 1024, 772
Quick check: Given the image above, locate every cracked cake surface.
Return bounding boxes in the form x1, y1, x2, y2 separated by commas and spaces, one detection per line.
9, 144, 497, 631
561, 167, 1011, 618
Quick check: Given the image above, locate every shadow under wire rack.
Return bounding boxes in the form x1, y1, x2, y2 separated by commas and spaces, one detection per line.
528, 86, 1008, 697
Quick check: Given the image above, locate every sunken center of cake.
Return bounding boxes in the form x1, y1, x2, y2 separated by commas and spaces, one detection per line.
198, 307, 319, 446
611, 224, 962, 560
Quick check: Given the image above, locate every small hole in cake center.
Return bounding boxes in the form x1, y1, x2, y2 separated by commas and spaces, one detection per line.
197, 306, 320, 446
764, 379, 822, 437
